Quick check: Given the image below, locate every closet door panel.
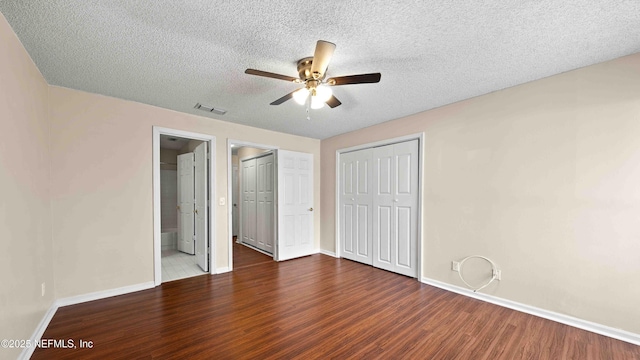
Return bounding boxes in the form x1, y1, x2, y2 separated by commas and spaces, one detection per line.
396, 206, 412, 267
354, 150, 373, 262
357, 157, 370, 194
391, 140, 419, 277
342, 204, 354, 254
340, 149, 373, 264
356, 204, 369, 259
340, 152, 358, 261
374, 205, 393, 271
377, 156, 392, 195
396, 152, 412, 194
372, 144, 395, 271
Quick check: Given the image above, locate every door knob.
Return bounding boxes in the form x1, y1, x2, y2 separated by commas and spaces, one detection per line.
351, 198, 355, 201
308, 207, 314, 211
194, 209, 198, 214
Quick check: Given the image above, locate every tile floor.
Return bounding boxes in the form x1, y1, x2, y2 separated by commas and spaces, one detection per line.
161, 249, 207, 282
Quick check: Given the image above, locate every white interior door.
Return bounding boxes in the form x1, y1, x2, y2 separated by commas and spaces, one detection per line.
277, 150, 314, 261
194, 142, 208, 271
257, 153, 275, 254
232, 165, 239, 237
372, 140, 419, 277
241, 158, 257, 247
340, 149, 373, 264
177, 153, 195, 254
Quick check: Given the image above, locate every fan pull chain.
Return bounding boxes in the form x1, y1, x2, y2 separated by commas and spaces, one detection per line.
306, 92, 311, 121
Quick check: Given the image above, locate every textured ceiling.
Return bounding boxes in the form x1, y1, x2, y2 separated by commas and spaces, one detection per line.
2, 1, 639, 139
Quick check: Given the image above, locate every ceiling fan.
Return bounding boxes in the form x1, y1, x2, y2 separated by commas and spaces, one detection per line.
245, 40, 381, 110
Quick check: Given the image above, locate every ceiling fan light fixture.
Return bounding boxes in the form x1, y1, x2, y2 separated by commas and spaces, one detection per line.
310, 96, 325, 109
315, 85, 332, 103
293, 88, 309, 105
245, 40, 381, 111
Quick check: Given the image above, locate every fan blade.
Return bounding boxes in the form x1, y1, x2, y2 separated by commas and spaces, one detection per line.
245, 69, 299, 82
270, 90, 297, 105
326, 95, 342, 108
327, 73, 381, 86
310, 40, 336, 79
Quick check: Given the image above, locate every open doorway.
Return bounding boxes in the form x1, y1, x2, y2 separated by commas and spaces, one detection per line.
153, 127, 216, 285
228, 140, 278, 270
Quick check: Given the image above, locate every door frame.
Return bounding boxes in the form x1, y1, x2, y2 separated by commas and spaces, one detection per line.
153, 126, 216, 286
334, 133, 425, 277
226, 139, 279, 271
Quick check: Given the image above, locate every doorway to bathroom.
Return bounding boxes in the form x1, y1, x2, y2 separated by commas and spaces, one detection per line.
153, 127, 216, 285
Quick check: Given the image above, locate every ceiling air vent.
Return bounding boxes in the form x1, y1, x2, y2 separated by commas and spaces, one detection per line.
194, 103, 227, 115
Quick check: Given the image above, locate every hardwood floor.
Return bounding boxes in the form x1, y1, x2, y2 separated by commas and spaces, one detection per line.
232, 241, 273, 270
33, 254, 639, 359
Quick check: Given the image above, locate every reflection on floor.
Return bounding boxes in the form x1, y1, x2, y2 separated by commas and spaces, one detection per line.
233, 241, 273, 269
161, 249, 207, 282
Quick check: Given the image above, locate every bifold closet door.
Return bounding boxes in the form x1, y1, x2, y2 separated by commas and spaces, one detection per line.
340, 149, 373, 265
241, 158, 257, 248
372, 140, 419, 277
256, 154, 274, 254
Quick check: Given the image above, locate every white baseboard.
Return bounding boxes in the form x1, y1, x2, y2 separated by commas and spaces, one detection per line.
421, 277, 640, 346
55, 281, 155, 308
19, 281, 155, 360
18, 303, 58, 360
320, 249, 337, 257
216, 267, 231, 274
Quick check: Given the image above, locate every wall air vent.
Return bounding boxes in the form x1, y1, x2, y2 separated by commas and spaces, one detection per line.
194, 103, 227, 115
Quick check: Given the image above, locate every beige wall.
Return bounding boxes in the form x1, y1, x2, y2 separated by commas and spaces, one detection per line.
49, 86, 321, 298
0, 13, 54, 358
321, 53, 640, 334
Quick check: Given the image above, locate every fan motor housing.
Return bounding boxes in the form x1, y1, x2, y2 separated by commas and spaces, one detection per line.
297, 57, 317, 81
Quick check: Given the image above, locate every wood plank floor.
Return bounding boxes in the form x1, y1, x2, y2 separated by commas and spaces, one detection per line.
33, 254, 640, 359
232, 241, 273, 270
